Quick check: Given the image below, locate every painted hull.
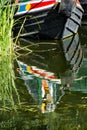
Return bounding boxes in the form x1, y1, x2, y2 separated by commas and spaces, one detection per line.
13, 0, 83, 40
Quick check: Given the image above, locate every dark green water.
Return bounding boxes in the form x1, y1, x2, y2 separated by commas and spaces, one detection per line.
0, 25, 87, 130
0, 91, 87, 130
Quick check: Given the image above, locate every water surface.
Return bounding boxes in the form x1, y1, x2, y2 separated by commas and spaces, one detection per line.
0, 25, 87, 130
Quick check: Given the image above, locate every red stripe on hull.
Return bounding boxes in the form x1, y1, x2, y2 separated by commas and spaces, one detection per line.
30, 0, 56, 9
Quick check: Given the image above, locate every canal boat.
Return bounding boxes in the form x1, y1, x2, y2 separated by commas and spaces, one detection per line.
12, 0, 84, 40
79, 0, 87, 23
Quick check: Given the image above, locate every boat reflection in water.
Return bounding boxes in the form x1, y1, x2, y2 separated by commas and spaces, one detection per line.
17, 33, 83, 113
17, 60, 63, 113
60, 33, 83, 84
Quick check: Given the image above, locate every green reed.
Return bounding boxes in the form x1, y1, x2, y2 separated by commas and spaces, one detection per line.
0, 1, 20, 109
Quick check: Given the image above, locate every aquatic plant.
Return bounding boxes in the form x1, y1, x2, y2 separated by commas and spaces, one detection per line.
0, 0, 20, 109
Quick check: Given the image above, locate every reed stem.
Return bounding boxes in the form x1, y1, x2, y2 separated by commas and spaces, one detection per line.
0, 0, 20, 109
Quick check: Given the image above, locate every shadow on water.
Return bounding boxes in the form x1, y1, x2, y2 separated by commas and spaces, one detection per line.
0, 27, 87, 129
